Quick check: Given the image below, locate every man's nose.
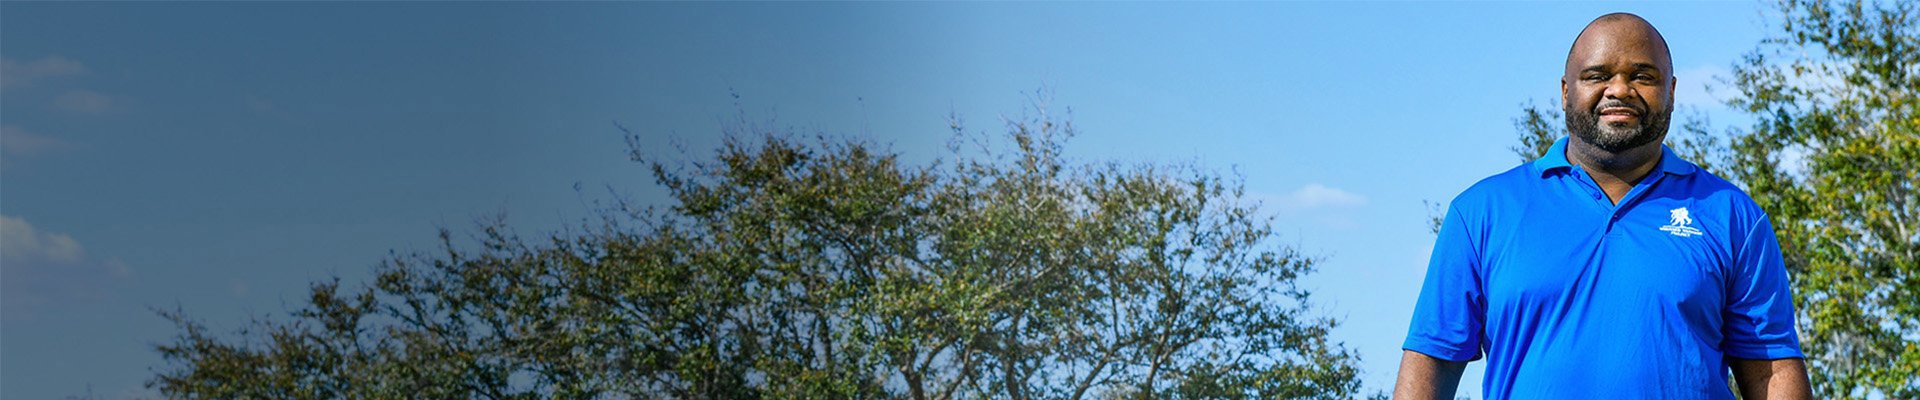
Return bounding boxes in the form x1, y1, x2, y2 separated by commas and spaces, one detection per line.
1604, 77, 1638, 100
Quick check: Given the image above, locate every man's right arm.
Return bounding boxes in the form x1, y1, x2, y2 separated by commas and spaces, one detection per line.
1400, 201, 1480, 399
1393, 350, 1466, 400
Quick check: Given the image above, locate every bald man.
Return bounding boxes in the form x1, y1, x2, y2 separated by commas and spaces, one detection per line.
1393, 13, 1812, 400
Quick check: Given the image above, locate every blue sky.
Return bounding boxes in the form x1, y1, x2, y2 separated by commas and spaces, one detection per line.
2, 2, 1775, 398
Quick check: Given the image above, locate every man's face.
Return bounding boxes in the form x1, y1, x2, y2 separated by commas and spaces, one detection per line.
1561, 20, 1675, 153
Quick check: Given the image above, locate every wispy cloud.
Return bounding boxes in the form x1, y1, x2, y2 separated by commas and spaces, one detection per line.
1673, 65, 1730, 109
1253, 183, 1370, 231
0, 215, 87, 264
246, 95, 276, 113
0, 215, 131, 320
0, 56, 87, 90
0, 125, 76, 173
54, 89, 116, 114
1272, 183, 1369, 211
1, 125, 72, 157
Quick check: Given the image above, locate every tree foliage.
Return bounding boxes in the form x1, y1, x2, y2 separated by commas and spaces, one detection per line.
150, 100, 1368, 399
1508, 0, 1918, 397
1722, 1, 1918, 397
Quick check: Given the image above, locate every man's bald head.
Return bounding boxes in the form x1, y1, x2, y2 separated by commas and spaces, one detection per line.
1560, 12, 1677, 154
1566, 13, 1673, 79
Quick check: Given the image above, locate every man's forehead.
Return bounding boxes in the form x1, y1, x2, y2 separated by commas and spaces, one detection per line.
1567, 15, 1672, 70
1577, 21, 1663, 47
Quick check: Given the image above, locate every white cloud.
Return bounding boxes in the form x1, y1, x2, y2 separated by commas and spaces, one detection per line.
1, 125, 72, 157
246, 95, 276, 112
0, 125, 77, 174
1, 215, 130, 320
1275, 183, 1368, 211
1253, 184, 1370, 231
54, 89, 115, 114
0, 56, 87, 90
1673, 65, 1730, 109
0, 215, 86, 265
1777, 144, 1813, 178
1783, 64, 1855, 105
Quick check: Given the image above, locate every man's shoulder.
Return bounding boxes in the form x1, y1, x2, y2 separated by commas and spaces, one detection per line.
1670, 169, 1781, 242
1448, 162, 1540, 210
1675, 168, 1769, 217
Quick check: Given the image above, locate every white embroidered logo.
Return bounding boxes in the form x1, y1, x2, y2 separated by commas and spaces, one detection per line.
1660, 207, 1703, 237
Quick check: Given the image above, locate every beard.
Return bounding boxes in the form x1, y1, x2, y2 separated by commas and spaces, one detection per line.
1565, 100, 1671, 153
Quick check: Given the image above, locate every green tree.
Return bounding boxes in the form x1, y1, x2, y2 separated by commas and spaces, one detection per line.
1722, 1, 1918, 397
1506, 0, 1918, 396
150, 99, 1370, 399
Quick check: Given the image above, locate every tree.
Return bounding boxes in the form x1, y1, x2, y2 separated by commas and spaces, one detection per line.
1506, 0, 1917, 397
150, 98, 1371, 399
1721, 1, 1918, 397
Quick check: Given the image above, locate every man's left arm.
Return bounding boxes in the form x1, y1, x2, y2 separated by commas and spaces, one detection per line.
1723, 211, 1811, 399
1728, 357, 1811, 399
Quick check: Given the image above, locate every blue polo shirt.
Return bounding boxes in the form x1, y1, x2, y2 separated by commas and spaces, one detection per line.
1404, 138, 1803, 399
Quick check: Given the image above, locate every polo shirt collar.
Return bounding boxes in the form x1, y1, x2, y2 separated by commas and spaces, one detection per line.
1532, 137, 1699, 177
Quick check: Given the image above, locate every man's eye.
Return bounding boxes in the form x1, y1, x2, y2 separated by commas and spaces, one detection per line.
1635, 74, 1658, 82
1583, 75, 1607, 82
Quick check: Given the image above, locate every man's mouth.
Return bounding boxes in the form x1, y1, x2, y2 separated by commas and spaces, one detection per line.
1598, 106, 1639, 123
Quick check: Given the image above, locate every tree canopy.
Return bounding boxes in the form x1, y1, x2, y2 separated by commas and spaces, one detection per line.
1726, 1, 1917, 397
150, 101, 1370, 399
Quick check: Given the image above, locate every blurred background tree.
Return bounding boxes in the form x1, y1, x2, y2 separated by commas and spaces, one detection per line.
1724, 1, 1917, 397
149, 98, 1372, 399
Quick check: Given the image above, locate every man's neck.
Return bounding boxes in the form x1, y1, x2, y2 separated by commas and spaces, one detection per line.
1565, 139, 1663, 204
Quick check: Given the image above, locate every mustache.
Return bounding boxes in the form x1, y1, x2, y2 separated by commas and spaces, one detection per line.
1594, 100, 1644, 114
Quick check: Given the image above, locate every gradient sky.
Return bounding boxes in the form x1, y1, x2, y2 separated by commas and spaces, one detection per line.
2, 2, 1776, 398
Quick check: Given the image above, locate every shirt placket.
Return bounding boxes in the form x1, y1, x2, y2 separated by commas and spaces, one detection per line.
1610, 176, 1666, 235
1570, 167, 1665, 234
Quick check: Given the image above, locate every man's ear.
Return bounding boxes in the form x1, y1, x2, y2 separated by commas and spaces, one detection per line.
1668, 75, 1678, 102
1560, 77, 1569, 105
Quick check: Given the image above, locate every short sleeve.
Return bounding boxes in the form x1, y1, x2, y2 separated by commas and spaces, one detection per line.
1403, 203, 1487, 362
1722, 214, 1805, 360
